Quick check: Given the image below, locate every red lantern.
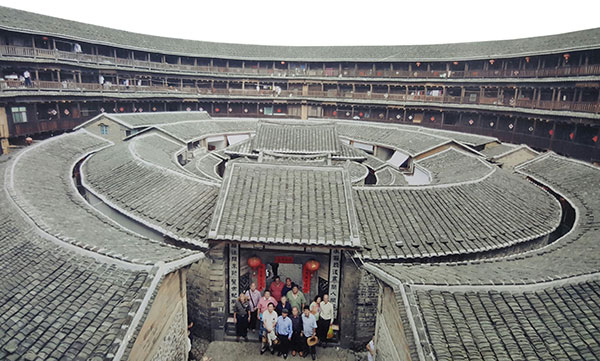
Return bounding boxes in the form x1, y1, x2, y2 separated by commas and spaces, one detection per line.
416, 62, 421, 67
332, 111, 337, 116
305, 260, 320, 272
592, 135, 598, 143
248, 256, 262, 269
215, 107, 220, 113
525, 57, 531, 63
302, 260, 320, 294
563, 53, 570, 61
119, 107, 124, 112
277, 108, 282, 113
453, 61, 459, 65
569, 132, 575, 140
549, 129, 554, 136
359, 112, 364, 117
430, 116, 435, 121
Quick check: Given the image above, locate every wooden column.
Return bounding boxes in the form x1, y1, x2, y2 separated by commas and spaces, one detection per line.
460, 86, 465, 104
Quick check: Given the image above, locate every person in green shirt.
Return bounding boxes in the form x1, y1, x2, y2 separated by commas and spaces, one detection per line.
286, 285, 306, 311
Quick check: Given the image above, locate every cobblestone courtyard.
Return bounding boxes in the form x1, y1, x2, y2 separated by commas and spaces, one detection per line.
201, 341, 368, 361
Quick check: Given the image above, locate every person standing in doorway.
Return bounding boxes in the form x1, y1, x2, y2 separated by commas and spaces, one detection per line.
258, 290, 278, 317
262, 303, 278, 355
233, 293, 250, 342
246, 283, 261, 332
276, 309, 292, 358
318, 293, 334, 347
270, 276, 285, 303
286, 285, 306, 312
276, 296, 291, 316
282, 277, 295, 298
290, 306, 303, 357
310, 295, 321, 323
258, 290, 278, 342
301, 306, 318, 360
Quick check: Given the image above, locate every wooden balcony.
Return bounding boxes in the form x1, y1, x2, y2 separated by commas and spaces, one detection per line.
1, 79, 599, 115
3, 45, 600, 80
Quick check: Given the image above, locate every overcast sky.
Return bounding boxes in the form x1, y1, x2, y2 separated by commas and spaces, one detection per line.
1, 0, 599, 46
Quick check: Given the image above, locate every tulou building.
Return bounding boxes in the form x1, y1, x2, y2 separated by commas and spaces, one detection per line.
0, 6, 599, 162
0, 6, 600, 361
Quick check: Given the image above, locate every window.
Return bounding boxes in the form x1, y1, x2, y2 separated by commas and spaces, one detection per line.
11, 107, 27, 123
99, 124, 109, 135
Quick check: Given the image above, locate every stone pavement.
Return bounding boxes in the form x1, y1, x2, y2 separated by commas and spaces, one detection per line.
203, 341, 368, 361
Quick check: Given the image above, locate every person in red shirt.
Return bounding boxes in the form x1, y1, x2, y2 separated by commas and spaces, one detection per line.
269, 276, 285, 302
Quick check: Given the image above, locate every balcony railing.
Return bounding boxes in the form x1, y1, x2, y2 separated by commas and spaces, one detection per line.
1, 79, 599, 114
3, 45, 600, 80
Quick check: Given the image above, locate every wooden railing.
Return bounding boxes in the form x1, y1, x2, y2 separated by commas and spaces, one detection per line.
3, 44, 600, 80
1, 79, 599, 114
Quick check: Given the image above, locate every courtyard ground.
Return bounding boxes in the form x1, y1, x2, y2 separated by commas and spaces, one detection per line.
200, 340, 368, 361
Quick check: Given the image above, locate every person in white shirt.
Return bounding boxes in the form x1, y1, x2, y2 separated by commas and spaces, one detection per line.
261, 303, 278, 354
367, 335, 376, 361
23, 71, 31, 87
318, 293, 334, 347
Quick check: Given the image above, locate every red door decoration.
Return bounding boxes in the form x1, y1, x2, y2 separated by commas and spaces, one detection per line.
257, 264, 266, 291
248, 256, 266, 291
302, 260, 320, 294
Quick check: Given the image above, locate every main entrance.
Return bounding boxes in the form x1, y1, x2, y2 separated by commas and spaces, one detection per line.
228, 245, 342, 319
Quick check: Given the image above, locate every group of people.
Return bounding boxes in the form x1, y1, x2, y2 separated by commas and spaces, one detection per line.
233, 276, 336, 359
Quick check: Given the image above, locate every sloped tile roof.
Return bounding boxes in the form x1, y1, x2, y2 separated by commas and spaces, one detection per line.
156, 119, 256, 144
252, 120, 340, 154
355, 169, 561, 260
413, 281, 600, 361
416, 148, 493, 184
1, 6, 599, 61
208, 162, 360, 247
372, 154, 600, 285
84, 138, 219, 245
9, 131, 194, 263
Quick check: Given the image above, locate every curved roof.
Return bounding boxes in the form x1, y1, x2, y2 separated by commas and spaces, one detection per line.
1, 6, 599, 62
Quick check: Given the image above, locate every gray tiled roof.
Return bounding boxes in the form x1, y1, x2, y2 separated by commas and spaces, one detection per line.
223, 137, 257, 158
132, 133, 189, 174
0, 134, 200, 361
1, 6, 599, 61
413, 281, 600, 361
193, 153, 224, 181
362, 153, 388, 171
480, 143, 518, 158
334, 160, 369, 184
208, 162, 360, 247
355, 169, 561, 260
252, 120, 340, 154
416, 148, 493, 184
156, 118, 256, 143
332, 143, 368, 161
337, 122, 449, 156
92, 111, 212, 129
9, 131, 194, 264
372, 154, 600, 285
416, 128, 496, 147
84, 138, 219, 245
374, 167, 408, 186
0, 174, 153, 361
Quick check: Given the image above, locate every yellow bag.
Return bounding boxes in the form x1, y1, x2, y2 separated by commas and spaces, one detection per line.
327, 325, 334, 339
